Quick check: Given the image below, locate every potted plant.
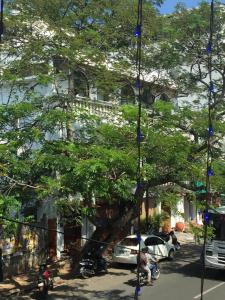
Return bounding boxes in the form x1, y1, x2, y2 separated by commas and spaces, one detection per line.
175, 222, 185, 232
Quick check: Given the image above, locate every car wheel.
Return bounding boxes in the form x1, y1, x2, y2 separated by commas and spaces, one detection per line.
168, 249, 175, 260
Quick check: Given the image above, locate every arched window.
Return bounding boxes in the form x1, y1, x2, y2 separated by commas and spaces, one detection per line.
97, 89, 109, 101
160, 93, 170, 102
141, 87, 155, 106
120, 85, 135, 105
73, 71, 89, 97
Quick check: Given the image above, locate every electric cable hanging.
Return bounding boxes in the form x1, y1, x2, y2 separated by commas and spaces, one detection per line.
0, 215, 212, 265
200, 1, 214, 299
134, 0, 143, 298
0, 0, 3, 43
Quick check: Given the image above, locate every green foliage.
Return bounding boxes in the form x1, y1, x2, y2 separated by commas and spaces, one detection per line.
189, 222, 215, 244
2, 0, 225, 233
156, 1, 225, 101
0, 196, 20, 238
55, 197, 83, 225
159, 192, 181, 211
144, 211, 169, 233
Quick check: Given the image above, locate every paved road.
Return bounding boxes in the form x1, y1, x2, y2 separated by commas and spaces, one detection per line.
140, 243, 225, 300
8, 243, 225, 300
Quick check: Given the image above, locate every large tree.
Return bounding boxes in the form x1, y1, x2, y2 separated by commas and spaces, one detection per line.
1, 0, 225, 257
153, 1, 225, 193
0, 0, 164, 245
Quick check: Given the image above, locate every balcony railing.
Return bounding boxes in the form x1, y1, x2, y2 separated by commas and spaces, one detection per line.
72, 95, 119, 117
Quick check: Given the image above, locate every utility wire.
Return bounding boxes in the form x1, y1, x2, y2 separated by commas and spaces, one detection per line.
200, 1, 214, 300
0, 215, 203, 265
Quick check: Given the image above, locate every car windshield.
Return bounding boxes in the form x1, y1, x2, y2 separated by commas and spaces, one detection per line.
120, 238, 138, 246
209, 213, 225, 241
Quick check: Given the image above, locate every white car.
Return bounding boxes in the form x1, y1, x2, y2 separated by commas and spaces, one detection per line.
144, 235, 176, 261
112, 234, 176, 265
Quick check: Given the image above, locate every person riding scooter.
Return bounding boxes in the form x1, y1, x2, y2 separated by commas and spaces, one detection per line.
139, 247, 158, 286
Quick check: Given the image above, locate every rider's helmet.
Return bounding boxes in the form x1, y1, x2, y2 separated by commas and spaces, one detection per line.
141, 247, 149, 253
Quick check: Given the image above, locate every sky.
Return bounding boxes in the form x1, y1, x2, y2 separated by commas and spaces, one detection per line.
159, 0, 225, 14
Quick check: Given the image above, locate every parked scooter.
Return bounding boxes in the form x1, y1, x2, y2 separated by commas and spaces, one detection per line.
79, 248, 108, 278
37, 263, 53, 298
139, 262, 160, 286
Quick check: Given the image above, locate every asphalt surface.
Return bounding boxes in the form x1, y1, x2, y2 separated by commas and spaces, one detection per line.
3, 243, 225, 300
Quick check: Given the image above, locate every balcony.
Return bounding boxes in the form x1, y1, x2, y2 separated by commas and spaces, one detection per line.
72, 95, 119, 118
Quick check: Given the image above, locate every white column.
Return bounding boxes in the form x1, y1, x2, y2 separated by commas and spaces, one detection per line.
56, 218, 64, 258
171, 196, 185, 228
156, 201, 161, 214
171, 210, 176, 229
81, 216, 96, 247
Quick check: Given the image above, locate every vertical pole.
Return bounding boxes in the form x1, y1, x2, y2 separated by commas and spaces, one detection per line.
0, 0, 3, 43
0, 248, 3, 282
200, 1, 214, 299
134, 0, 143, 298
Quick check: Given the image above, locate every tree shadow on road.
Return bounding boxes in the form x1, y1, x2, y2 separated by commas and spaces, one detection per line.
59, 265, 132, 281
160, 243, 225, 281
48, 283, 134, 300
20, 280, 135, 300
106, 270, 129, 276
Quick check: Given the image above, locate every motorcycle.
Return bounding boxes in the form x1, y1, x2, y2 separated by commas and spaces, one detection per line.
139, 262, 160, 286
79, 250, 108, 279
37, 263, 53, 298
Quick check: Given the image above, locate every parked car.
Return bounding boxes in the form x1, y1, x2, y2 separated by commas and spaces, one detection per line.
112, 235, 147, 265
112, 234, 175, 265
144, 235, 176, 260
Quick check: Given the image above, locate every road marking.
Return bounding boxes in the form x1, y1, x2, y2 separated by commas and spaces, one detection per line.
193, 282, 225, 299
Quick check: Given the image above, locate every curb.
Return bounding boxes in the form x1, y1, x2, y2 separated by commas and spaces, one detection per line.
1, 276, 62, 297
1, 288, 20, 297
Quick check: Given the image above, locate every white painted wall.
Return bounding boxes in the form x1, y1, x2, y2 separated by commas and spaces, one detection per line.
171, 198, 185, 228
81, 216, 96, 247
155, 201, 161, 215
37, 198, 57, 222
56, 218, 64, 258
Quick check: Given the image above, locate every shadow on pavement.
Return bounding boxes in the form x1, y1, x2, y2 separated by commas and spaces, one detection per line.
160, 243, 225, 281
48, 284, 134, 300
106, 270, 129, 276
18, 279, 134, 300
110, 263, 136, 270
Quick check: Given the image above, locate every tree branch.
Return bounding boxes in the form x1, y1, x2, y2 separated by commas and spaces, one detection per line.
2, 175, 40, 189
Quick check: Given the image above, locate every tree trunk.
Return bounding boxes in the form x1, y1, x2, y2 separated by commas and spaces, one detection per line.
80, 204, 140, 259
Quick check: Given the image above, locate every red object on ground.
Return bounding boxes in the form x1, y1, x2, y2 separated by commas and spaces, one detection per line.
175, 222, 185, 232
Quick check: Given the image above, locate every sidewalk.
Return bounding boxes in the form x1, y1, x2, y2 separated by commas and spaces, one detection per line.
175, 231, 195, 245
0, 234, 195, 297
0, 273, 37, 297
0, 259, 70, 297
